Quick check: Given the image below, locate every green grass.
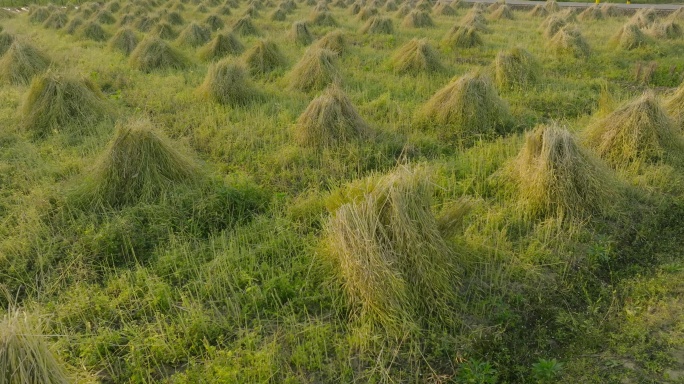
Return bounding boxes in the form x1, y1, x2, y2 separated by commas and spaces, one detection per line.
1, 2, 684, 383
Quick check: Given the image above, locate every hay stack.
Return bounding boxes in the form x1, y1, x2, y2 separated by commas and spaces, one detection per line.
601, 3, 618, 17
199, 32, 244, 60
288, 47, 340, 92
243, 39, 286, 75
419, 71, 511, 136
109, 27, 139, 55
29, 7, 50, 23
294, 84, 369, 146
394, 4, 411, 18
490, 4, 514, 20
402, 10, 434, 28
96, 9, 117, 24
540, 14, 567, 39
129, 37, 188, 72
153, 22, 178, 40
665, 83, 684, 132
578, 4, 603, 21
270, 8, 287, 21
232, 16, 261, 36
668, 7, 684, 22
493, 47, 540, 90
360, 16, 394, 34
198, 58, 260, 105
390, 38, 442, 75
165, 11, 185, 25
0, 41, 51, 85
134, 15, 160, 32
528, 5, 548, 17
544, 0, 559, 13
20, 72, 110, 137
290, 21, 313, 45
460, 9, 489, 32
646, 20, 682, 39
584, 92, 681, 167
506, 123, 617, 219
665, 81, 684, 130
0, 312, 71, 384
325, 168, 459, 332
356, 6, 378, 21
0, 32, 15, 55
65, 17, 84, 34
314, 30, 347, 55
612, 23, 649, 50
433, 2, 456, 16
309, 11, 338, 26
75, 119, 200, 207
43, 12, 69, 29
442, 24, 482, 49
177, 22, 211, 47
548, 26, 590, 58
204, 14, 225, 30
630, 7, 657, 28
79, 21, 109, 42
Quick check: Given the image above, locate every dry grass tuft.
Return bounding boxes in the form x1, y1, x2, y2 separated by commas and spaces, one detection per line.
290, 21, 313, 45
0, 311, 71, 384
548, 26, 590, 58
402, 10, 434, 28
0, 41, 51, 85
359, 16, 394, 34
493, 47, 540, 90
177, 22, 211, 47
232, 15, 261, 36
294, 84, 369, 147
198, 58, 261, 105
109, 27, 139, 55
505, 123, 618, 219
324, 167, 460, 333
243, 39, 286, 75
129, 36, 188, 72
584, 91, 682, 167
288, 47, 341, 92
419, 71, 512, 136
199, 32, 244, 61
389, 38, 443, 75
314, 30, 347, 55
20, 71, 110, 137
442, 24, 483, 49
612, 22, 649, 50
74, 118, 200, 207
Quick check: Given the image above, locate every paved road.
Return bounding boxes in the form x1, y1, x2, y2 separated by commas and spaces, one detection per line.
461, 0, 683, 10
